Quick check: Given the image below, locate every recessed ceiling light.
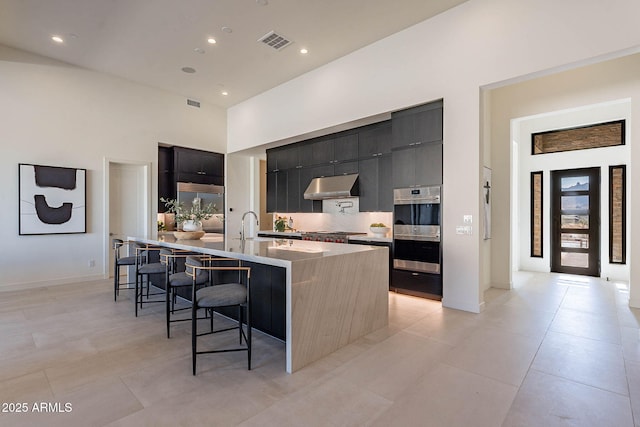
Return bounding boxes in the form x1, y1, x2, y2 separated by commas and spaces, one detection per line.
51, 36, 64, 43
194, 47, 205, 54
221, 91, 229, 96
222, 26, 233, 34
181, 67, 196, 74
207, 37, 216, 44
300, 48, 308, 54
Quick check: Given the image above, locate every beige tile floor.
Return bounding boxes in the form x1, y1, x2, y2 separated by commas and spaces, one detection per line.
1, 271, 639, 426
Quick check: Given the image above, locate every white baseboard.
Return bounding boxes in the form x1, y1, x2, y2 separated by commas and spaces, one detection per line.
441, 296, 484, 313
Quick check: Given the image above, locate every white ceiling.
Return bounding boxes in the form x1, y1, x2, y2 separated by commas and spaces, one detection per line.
0, 0, 468, 108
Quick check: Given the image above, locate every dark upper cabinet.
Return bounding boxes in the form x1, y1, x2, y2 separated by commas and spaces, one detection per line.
334, 161, 358, 176
392, 100, 443, 149
299, 133, 358, 167
174, 147, 224, 185
392, 142, 442, 188
266, 170, 288, 213
358, 154, 392, 212
265, 120, 394, 213
268, 145, 300, 171
359, 122, 392, 158
334, 134, 359, 162
158, 146, 175, 213
299, 138, 333, 167
286, 169, 301, 212
415, 143, 443, 186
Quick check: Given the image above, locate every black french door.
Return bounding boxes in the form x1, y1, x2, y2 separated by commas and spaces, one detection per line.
551, 168, 600, 276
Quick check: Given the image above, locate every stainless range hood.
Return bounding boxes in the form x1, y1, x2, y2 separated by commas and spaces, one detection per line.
303, 174, 359, 200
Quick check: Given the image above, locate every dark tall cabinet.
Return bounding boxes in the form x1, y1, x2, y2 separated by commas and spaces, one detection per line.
158, 146, 175, 213
391, 100, 443, 188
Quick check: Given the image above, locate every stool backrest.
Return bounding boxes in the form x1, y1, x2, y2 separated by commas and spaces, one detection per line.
185, 256, 207, 280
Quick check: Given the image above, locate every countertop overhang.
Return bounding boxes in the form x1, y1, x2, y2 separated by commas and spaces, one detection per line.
134, 234, 387, 268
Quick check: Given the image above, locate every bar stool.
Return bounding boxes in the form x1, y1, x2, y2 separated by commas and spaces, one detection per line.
113, 239, 143, 301
189, 258, 251, 375
164, 253, 211, 338
135, 246, 172, 317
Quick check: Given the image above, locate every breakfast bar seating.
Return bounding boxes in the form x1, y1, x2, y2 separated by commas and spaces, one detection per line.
129, 235, 389, 373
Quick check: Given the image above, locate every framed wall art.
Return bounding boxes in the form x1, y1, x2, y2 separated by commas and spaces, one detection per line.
19, 163, 87, 235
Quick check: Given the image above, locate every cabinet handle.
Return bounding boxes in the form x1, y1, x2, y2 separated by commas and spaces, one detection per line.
409, 143, 415, 146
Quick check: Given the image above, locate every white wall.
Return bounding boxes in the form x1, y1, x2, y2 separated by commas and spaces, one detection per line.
489, 53, 640, 306
225, 153, 259, 240
0, 44, 226, 290
227, 0, 640, 312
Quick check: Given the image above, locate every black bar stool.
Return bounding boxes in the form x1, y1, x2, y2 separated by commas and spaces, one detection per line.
188, 257, 251, 375
163, 253, 211, 338
112, 239, 143, 301
134, 246, 171, 317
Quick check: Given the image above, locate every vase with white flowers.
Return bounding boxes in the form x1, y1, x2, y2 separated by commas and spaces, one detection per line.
161, 197, 217, 231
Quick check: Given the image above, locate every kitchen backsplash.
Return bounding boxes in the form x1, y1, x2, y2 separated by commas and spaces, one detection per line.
271, 198, 392, 235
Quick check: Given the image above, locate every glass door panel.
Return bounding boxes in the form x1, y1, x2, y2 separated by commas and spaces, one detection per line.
551, 168, 600, 276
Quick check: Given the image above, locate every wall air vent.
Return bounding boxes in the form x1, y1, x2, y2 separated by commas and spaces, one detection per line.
187, 99, 201, 108
258, 31, 292, 51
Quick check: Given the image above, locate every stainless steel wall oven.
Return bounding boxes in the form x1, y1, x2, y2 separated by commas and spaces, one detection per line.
392, 186, 442, 300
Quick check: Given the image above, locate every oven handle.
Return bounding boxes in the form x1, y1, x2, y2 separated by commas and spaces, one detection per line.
393, 197, 440, 204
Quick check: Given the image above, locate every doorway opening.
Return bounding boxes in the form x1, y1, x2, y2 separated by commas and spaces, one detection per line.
104, 159, 150, 279
550, 167, 600, 277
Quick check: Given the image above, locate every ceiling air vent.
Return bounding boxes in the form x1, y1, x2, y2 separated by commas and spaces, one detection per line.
187, 99, 201, 108
258, 31, 292, 51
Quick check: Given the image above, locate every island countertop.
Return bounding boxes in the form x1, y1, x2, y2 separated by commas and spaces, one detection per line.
129, 234, 389, 373
136, 234, 381, 268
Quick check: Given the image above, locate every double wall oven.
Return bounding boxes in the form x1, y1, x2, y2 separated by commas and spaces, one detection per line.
392, 186, 442, 300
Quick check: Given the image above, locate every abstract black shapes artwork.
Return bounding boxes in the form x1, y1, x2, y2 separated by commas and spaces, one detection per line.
19, 164, 86, 235
34, 195, 73, 224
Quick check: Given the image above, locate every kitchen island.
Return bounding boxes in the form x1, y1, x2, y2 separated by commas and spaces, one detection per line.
130, 234, 389, 373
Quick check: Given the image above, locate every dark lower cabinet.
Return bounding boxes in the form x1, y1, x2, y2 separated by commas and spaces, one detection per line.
270, 266, 286, 340
391, 269, 442, 300
149, 260, 287, 341
213, 261, 286, 341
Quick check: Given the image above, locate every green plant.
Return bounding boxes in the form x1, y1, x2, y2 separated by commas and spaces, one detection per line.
370, 222, 387, 227
161, 197, 217, 225
274, 216, 287, 232
157, 221, 166, 232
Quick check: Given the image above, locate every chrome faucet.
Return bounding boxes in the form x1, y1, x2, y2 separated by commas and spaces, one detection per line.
240, 211, 259, 241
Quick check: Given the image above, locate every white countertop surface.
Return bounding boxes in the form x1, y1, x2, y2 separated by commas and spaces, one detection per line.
132, 234, 385, 268
347, 234, 392, 243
